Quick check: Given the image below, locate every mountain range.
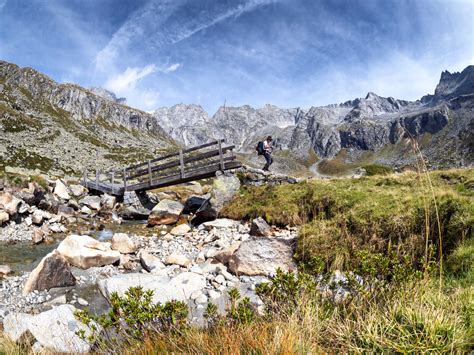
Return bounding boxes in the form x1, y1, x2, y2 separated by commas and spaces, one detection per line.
0, 60, 473, 176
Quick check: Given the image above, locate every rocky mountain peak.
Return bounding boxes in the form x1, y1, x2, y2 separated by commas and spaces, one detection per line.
88, 87, 127, 104
434, 65, 474, 99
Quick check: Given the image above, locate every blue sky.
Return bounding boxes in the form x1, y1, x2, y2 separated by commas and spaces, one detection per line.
0, 0, 473, 114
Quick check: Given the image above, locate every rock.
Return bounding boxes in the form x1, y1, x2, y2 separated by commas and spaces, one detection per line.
195, 293, 208, 304
57, 235, 121, 269
163, 233, 174, 241
139, 251, 165, 272
201, 218, 238, 230
79, 195, 101, 210
32, 229, 44, 244
228, 236, 297, 276
111, 233, 137, 254
148, 199, 183, 225
57, 204, 75, 217
118, 206, 151, 220
170, 223, 191, 236
38, 193, 59, 214
0, 264, 12, 277
211, 172, 240, 211
182, 195, 208, 215
31, 210, 44, 225
100, 193, 116, 210
192, 198, 218, 225
77, 298, 89, 306
98, 272, 206, 304
0, 210, 9, 225
3, 305, 93, 353
213, 242, 241, 264
249, 217, 272, 236
0, 192, 22, 215
69, 184, 86, 197
53, 179, 71, 200
23, 250, 76, 294
81, 205, 92, 214
165, 253, 191, 268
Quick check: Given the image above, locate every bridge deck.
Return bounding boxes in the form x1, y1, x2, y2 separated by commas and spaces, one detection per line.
81, 140, 241, 196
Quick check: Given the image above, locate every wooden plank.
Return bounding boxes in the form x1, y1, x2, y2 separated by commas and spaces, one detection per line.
125, 139, 225, 171
127, 145, 235, 180
127, 160, 242, 192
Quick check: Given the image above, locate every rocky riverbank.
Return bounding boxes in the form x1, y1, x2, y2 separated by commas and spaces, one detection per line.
0, 168, 301, 353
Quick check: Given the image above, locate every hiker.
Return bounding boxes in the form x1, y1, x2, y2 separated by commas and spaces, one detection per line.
262, 136, 274, 171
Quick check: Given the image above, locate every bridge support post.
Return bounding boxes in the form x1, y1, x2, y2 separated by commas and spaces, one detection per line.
179, 150, 185, 178
218, 140, 225, 170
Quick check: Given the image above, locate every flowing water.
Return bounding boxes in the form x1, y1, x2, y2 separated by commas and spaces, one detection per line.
0, 219, 152, 275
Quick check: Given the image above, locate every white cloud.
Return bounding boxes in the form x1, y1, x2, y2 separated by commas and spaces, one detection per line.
105, 64, 156, 93
164, 63, 182, 72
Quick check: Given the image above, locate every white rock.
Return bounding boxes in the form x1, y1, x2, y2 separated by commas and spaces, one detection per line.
69, 184, 86, 197
111, 233, 137, 254
165, 253, 191, 268
79, 195, 101, 210
0, 264, 12, 277
139, 251, 165, 272
0, 193, 22, 215
214, 274, 225, 284
195, 294, 208, 304
57, 235, 121, 269
170, 223, 191, 236
201, 218, 239, 231
208, 290, 221, 299
3, 305, 93, 353
148, 199, 183, 226
98, 272, 206, 304
100, 194, 116, 210
81, 206, 92, 214
53, 179, 70, 200
0, 210, 9, 224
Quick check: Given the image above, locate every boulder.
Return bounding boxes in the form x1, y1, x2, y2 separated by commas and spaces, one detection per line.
13, 191, 35, 206
3, 305, 93, 353
31, 210, 44, 225
0, 192, 22, 215
98, 272, 206, 304
57, 235, 121, 269
228, 236, 297, 276
165, 253, 191, 267
53, 179, 70, 200
118, 206, 151, 220
57, 204, 75, 217
111, 233, 137, 254
250, 217, 272, 236
38, 193, 59, 214
101, 193, 117, 210
211, 172, 240, 211
0, 210, 9, 225
23, 250, 76, 294
201, 218, 239, 230
170, 223, 191, 236
182, 195, 208, 215
32, 229, 44, 244
148, 199, 183, 225
69, 184, 87, 197
192, 198, 218, 225
79, 195, 101, 210
213, 242, 241, 265
139, 251, 165, 272
0, 264, 12, 277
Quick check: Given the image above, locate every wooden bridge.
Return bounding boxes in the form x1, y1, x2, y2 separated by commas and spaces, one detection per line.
81, 140, 241, 196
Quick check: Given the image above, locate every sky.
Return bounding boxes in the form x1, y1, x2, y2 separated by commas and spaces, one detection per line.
0, 0, 473, 114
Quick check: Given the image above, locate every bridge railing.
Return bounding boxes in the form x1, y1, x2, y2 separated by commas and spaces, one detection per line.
82, 139, 239, 195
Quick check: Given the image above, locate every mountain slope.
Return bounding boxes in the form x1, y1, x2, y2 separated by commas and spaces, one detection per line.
0, 61, 176, 175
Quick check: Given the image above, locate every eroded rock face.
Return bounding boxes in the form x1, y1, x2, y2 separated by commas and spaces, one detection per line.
23, 250, 76, 294
228, 237, 297, 276
148, 199, 183, 225
3, 305, 93, 353
57, 235, 121, 269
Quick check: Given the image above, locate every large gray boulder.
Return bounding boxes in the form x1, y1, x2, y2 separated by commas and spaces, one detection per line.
79, 195, 101, 210
111, 233, 137, 254
148, 199, 183, 225
23, 250, 76, 294
57, 235, 121, 269
211, 172, 240, 211
98, 272, 206, 304
100, 193, 117, 210
228, 236, 297, 276
139, 251, 165, 272
3, 305, 93, 353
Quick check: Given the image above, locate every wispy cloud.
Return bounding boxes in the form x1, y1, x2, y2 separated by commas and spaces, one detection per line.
105, 64, 156, 93
163, 63, 182, 72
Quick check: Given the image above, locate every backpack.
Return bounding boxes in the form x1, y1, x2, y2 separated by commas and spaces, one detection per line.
256, 141, 265, 155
